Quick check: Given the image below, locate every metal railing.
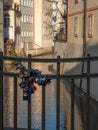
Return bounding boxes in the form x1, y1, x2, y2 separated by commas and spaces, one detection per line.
0, 52, 98, 130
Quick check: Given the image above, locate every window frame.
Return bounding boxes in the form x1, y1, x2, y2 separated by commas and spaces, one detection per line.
4, 13, 10, 27
87, 13, 94, 38
74, 16, 79, 37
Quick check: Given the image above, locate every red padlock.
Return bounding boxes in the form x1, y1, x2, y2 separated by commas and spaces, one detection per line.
32, 86, 37, 91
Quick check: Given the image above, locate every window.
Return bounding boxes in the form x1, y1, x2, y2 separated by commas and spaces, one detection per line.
21, 14, 23, 22
88, 14, 93, 37
26, 15, 28, 22
21, 0, 23, 5
32, 16, 33, 23
81, 16, 84, 36
21, 31, 23, 37
4, 13, 10, 27
24, 31, 26, 37
74, 17, 79, 37
27, 31, 28, 37
29, 15, 32, 23
24, 0, 26, 6
29, 1, 31, 7
27, 0, 28, 6
24, 15, 26, 22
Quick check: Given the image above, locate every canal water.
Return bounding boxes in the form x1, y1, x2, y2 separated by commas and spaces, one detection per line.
3, 54, 66, 130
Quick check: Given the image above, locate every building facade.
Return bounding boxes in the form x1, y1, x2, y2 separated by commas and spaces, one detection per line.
68, 0, 98, 45
3, 0, 34, 55
34, 0, 54, 49
42, 0, 54, 47
3, 0, 21, 55
0, 0, 3, 51
52, 0, 67, 42
20, 0, 34, 51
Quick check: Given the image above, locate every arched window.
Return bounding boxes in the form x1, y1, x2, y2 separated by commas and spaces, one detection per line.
4, 13, 10, 27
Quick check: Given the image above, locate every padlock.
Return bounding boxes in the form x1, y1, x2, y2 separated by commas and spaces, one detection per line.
42, 78, 51, 86
33, 79, 37, 83
32, 86, 37, 91
37, 79, 42, 86
19, 81, 28, 88
23, 87, 29, 92
23, 92, 28, 100
27, 89, 34, 95
30, 69, 41, 77
19, 74, 24, 79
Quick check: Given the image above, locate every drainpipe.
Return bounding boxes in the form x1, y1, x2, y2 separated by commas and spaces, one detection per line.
83, 0, 87, 57
80, 0, 87, 89
66, 0, 68, 42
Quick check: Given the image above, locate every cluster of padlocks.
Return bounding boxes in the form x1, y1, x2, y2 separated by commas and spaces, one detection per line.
15, 62, 51, 100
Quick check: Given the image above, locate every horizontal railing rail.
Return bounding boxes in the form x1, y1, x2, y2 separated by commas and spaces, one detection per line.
0, 55, 98, 62
0, 71, 98, 79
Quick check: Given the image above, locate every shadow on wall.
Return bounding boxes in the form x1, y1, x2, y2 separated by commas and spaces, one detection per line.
63, 43, 98, 101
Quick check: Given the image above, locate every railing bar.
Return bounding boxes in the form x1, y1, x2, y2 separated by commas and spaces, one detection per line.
42, 85, 45, 130
0, 51, 3, 130
14, 76, 17, 130
1, 71, 98, 79
86, 54, 90, 130
28, 54, 32, 130
71, 78, 75, 130
56, 55, 60, 130
1, 55, 98, 62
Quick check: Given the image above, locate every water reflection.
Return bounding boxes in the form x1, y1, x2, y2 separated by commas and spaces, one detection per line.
3, 55, 65, 130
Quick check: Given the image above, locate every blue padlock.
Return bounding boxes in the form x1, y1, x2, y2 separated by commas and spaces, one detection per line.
19, 82, 28, 88
27, 89, 34, 95
37, 79, 42, 85
30, 69, 41, 76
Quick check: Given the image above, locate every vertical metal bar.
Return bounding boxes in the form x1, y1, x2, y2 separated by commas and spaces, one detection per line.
14, 76, 17, 130
28, 54, 32, 130
86, 54, 90, 130
0, 51, 3, 130
56, 55, 60, 130
42, 85, 45, 130
71, 78, 75, 130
